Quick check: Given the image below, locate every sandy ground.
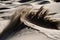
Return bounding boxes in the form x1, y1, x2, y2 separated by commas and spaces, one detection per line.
0, 0, 60, 40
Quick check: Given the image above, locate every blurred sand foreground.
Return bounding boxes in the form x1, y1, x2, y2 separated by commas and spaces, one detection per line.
0, 0, 60, 40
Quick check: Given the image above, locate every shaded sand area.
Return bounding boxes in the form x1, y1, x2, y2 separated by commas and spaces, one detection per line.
6, 28, 53, 40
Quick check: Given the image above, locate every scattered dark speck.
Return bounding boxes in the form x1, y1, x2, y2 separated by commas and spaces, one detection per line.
0, 12, 5, 14
1, 16, 10, 19
5, 3, 12, 4
1, 0, 8, 1
20, 4, 32, 6
55, 0, 60, 2
0, 8, 10, 10
38, 1, 50, 4
48, 13, 57, 15
18, 0, 31, 3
